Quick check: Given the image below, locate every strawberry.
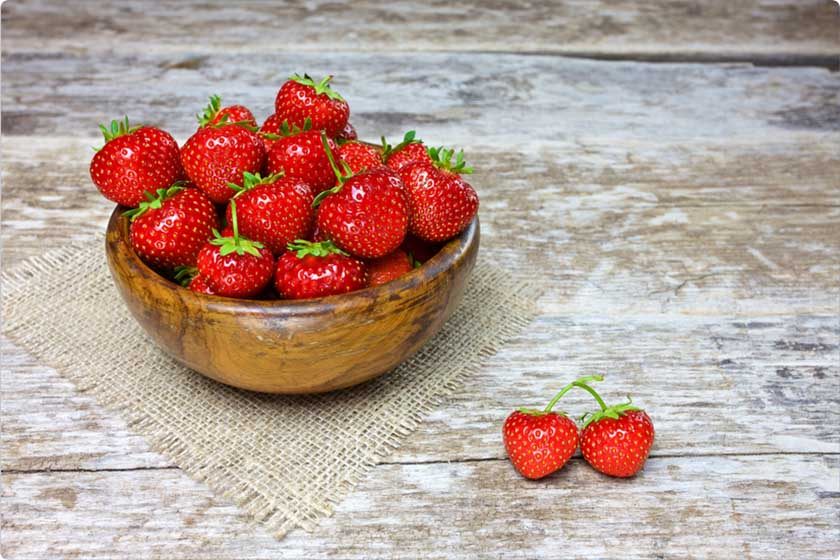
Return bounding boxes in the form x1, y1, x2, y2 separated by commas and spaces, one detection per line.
502, 375, 598, 480
173, 266, 216, 295
336, 122, 358, 141
181, 122, 265, 204
188, 275, 216, 295
577, 377, 655, 478
401, 235, 441, 264
382, 130, 431, 171
125, 184, 219, 270
196, 94, 257, 129
315, 134, 409, 258
274, 74, 349, 137
224, 171, 314, 255
259, 113, 283, 152
398, 147, 479, 242
503, 411, 579, 481
196, 201, 274, 298
338, 141, 383, 174
266, 122, 337, 193
90, 117, 183, 207
274, 240, 367, 299
367, 249, 415, 287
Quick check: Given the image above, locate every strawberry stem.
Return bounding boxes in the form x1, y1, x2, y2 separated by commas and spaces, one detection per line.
312, 132, 352, 208
570, 379, 609, 412
573, 377, 643, 428
210, 200, 265, 257
543, 375, 604, 413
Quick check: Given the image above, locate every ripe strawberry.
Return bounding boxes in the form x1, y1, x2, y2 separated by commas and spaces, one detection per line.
338, 141, 383, 174
196, 94, 257, 129
275, 74, 349, 137
315, 134, 409, 258
398, 147, 479, 242
259, 113, 283, 152
125, 184, 219, 270
224, 172, 314, 255
90, 117, 183, 207
181, 123, 265, 204
367, 249, 415, 287
336, 122, 357, 141
266, 123, 337, 193
274, 240, 367, 299
401, 235, 441, 264
503, 410, 579, 480
196, 201, 274, 298
173, 266, 216, 295
188, 275, 216, 295
382, 130, 431, 171
577, 378, 654, 478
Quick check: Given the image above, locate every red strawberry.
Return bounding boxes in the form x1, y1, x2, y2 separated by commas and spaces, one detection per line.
338, 141, 383, 174
315, 134, 409, 258
259, 113, 283, 152
367, 249, 415, 287
274, 74, 349, 137
503, 410, 579, 480
502, 375, 600, 480
90, 117, 183, 207
266, 124, 337, 193
382, 130, 432, 171
196, 201, 274, 298
336, 122, 358, 141
125, 184, 219, 270
401, 235, 441, 264
274, 240, 367, 299
224, 172, 314, 255
196, 94, 257, 129
173, 266, 216, 295
181, 123, 265, 204
577, 378, 654, 478
398, 147, 479, 242
188, 275, 216, 295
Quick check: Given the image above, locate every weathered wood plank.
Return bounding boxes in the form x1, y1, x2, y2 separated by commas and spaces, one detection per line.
2, 0, 838, 64
3, 51, 839, 139
4, 312, 838, 470
3, 455, 838, 559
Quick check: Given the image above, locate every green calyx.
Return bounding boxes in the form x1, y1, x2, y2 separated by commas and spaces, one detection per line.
97, 116, 140, 147
228, 171, 284, 197
428, 146, 474, 174
123, 183, 186, 221
210, 200, 264, 257
311, 131, 354, 208
173, 266, 198, 287
381, 130, 421, 160
276, 117, 312, 138
197, 94, 224, 127
286, 239, 348, 259
572, 377, 642, 429
290, 73, 345, 102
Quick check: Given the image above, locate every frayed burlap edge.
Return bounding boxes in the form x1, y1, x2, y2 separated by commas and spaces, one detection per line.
2, 237, 543, 538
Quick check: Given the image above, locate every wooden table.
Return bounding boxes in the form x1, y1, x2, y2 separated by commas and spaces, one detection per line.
2, 1, 839, 557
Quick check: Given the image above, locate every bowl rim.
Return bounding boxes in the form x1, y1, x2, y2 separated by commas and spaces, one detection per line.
107, 205, 479, 315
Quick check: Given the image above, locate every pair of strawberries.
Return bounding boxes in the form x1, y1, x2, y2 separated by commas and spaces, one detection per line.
503, 376, 655, 479
89, 74, 479, 299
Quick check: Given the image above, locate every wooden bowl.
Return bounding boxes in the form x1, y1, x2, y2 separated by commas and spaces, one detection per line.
105, 207, 480, 394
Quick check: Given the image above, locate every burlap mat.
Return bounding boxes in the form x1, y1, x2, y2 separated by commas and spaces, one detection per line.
2, 236, 540, 537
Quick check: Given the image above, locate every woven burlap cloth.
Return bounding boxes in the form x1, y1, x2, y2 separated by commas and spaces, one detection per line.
2, 236, 540, 537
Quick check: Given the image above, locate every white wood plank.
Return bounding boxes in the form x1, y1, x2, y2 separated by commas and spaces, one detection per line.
2, 0, 837, 63
2, 455, 838, 559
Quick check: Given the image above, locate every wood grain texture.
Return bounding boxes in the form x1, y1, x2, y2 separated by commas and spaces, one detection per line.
2, 2, 840, 557
2, 0, 838, 65
3, 456, 838, 559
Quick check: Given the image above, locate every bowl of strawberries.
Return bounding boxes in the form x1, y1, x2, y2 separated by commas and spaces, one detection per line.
95, 74, 480, 393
